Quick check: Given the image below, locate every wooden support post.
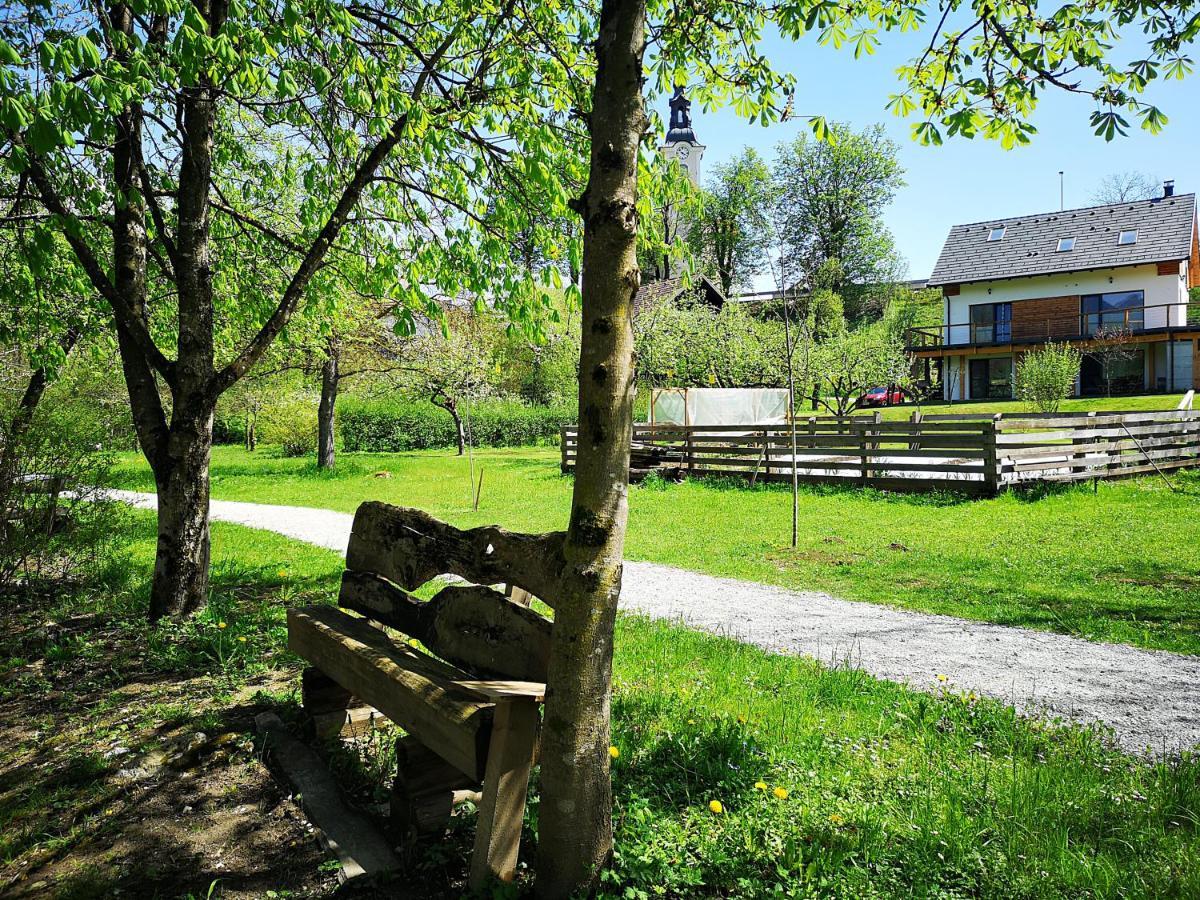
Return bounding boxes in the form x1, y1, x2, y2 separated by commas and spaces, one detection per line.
469, 697, 540, 891
301, 667, 354, 715
392, 736, 481, 838
683, 398, 695, 474
983, 415, 1001, 495
858, 422, 868, 483
1193, 338, 1199, 391
864, 410, 882, 482
749, 428, 768, 486
504, 584, 534, 608
958, 355, 967, 402
1069, 411, 1095, 477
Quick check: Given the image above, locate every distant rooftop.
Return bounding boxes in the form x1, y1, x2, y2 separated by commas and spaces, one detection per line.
928, 191, 1196, 287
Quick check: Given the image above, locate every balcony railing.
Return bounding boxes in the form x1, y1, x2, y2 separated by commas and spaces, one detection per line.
906, 299, 1200, 350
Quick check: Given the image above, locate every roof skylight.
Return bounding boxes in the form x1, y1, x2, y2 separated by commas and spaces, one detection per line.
987, 227, 1006, 242
1056, 237, 1076, 252
1118, 230, 1138, 245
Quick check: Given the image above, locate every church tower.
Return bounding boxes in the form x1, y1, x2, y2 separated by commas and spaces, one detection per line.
650, 87, 704, 280
659, 86, 704, 184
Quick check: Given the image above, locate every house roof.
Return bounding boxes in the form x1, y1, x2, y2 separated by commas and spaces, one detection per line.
633, 274, 725, 316
928, 193, 1197, 287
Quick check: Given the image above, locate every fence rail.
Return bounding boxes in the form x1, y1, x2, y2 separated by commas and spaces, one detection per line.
559, 409, 1200, 494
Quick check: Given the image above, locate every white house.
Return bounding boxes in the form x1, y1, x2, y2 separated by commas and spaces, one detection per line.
913, 184, 1199, 400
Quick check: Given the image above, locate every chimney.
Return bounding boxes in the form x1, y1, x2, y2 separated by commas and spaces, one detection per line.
1163, 179, 1175, 198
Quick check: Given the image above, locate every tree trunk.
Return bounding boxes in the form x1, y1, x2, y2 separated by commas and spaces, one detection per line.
318, 342, 339, 469
433, 396, 466, 456
148, 396, 215, 621
0, 328, 81, 480
536, 0, 645, 895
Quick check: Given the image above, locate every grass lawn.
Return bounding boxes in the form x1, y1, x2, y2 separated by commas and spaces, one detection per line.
112, 442, 1200, 655
874, 393, 1192, 420
3, 514, 1198, 898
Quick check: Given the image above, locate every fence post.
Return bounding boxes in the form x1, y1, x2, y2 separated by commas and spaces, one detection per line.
560, 425, 570, 473
984, 414, 1001, 494
909, 409, 922, 451
761, 427, 772, 482
1072, 410, 1096, 478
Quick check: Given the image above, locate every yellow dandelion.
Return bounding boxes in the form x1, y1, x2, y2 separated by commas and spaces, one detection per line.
829, 813, 844, 825
708, 800, 723, 814
687, 718, 696, 725
608, 746, 620, 760
737, 715, 747, 724
237, 636, 247, 643
772, 787, 789, 800
217, 621, 227, 630
754, 781, 768, 791
277, 569, 289, 578
935, 673, 947, 682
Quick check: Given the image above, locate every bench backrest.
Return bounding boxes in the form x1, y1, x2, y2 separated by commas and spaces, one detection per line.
340, 502, 552, 683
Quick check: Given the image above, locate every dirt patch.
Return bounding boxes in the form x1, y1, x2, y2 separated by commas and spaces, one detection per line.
1, 668, 338, 898
0, 584, 344, 899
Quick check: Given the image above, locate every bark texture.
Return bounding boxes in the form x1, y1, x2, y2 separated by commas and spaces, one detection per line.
536, 0, 645, 894
318, 341, 339, 469
432, 393, 466, 456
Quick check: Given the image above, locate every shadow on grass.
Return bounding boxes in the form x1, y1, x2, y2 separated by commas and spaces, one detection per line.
0, 516, 352, 897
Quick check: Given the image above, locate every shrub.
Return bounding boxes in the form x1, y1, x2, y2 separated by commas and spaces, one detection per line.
258, 393, 319, 457
1015, 343, 1081, 413
340, 398, 576, 452
0, 399, 126, 590
212, 411, 247, 446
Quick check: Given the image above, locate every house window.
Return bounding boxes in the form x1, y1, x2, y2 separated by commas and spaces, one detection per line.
1081, 290, 1144, 333
970, 302, 1012, 344
1057, 237, 1076, 252
1081, 349, 1145, 396
969, 358, 1013, 400
1118, 230, 1138, 245
987, 227, 1006, 241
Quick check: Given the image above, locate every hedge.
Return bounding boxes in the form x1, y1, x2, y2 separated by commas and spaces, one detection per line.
340, 399, 577, 452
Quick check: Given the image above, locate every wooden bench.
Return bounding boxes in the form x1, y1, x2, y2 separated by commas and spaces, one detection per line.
287, 501, 553, 890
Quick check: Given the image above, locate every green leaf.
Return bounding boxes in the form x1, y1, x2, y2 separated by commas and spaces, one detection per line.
0, 39, 22, 67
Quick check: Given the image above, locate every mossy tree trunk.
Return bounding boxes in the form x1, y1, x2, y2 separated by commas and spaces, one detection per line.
535, 0, 645, 895
317, 339, 340, 469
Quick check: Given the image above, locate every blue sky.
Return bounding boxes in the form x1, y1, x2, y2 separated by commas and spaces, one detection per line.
673, 26, 1200, 284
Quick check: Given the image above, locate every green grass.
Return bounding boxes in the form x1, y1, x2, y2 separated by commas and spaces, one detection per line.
111, 443, 1200, 655
877, 393, 1190, 420
5, 516, 1197, 898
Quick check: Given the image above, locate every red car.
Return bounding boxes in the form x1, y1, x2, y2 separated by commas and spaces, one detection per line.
858, 386, 905, 407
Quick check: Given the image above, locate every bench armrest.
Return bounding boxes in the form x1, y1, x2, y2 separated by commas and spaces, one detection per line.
455, 680, 545, 703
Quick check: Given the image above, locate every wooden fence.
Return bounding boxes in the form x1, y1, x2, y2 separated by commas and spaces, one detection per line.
559, 409, 1200, 495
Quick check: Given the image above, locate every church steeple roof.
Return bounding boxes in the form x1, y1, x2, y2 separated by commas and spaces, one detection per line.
665, 86, 698, 144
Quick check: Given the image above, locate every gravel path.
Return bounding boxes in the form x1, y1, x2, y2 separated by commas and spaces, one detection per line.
111, 490, 1200, 752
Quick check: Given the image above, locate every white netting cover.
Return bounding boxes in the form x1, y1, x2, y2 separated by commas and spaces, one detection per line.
651, 388, 789, 426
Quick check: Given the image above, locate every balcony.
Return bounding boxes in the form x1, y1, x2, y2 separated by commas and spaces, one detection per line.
906, 299, 1200, 351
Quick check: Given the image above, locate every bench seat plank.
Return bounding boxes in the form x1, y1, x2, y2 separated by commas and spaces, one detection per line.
288, 605, 495, 780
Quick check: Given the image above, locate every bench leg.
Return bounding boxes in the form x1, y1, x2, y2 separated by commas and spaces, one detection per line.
301, 667, 369, 739
469, 697, 539, 891
392, 736, 481, 838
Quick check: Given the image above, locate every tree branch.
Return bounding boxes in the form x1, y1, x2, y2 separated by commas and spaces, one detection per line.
210, 25, 464, 398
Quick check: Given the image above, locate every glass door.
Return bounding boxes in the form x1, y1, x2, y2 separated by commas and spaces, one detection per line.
970, 303, 1012, 344
969, 357, 1014, 399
